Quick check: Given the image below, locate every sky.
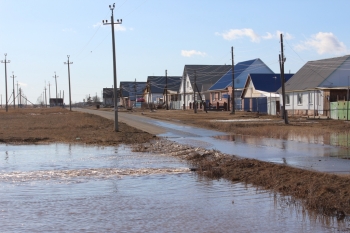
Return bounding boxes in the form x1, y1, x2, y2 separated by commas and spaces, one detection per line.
0, 0, 350, 104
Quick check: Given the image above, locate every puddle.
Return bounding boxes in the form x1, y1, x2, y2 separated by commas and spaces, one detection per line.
0, 144, 349, 232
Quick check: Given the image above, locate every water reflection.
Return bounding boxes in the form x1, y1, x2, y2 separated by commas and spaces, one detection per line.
0, 144, 348, 232
214, 133, 350, 160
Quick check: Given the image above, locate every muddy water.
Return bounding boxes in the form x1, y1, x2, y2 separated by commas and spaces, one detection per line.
0, 144, 349, 232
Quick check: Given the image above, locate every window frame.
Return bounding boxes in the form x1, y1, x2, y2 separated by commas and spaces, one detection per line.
297, 93, 303, 105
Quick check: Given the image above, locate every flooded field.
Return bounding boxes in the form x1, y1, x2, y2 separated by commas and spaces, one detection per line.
0, 144, 349, 232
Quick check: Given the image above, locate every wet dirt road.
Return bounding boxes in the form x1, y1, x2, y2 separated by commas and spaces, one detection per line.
75, 108, 350, 174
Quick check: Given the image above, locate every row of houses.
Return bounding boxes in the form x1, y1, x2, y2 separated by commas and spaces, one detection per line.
103, 54, 350, 118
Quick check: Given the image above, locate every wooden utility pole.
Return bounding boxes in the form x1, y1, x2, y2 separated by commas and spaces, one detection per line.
64, 55, 73, 111
279, 34, 289, 124
102, 3, 122, 132
53, 72, 59, 105
16, 81, 20, 107
194, 70, 197, 113
10, 72, 16, 109
230, 46, 235, 114
183, 74, 186, 110
47, 82, 51, 107
165, 70, 169, 110
44, 85, 47, 108
1, 53, 10, 112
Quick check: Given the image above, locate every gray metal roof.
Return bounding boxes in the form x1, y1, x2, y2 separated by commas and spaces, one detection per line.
283, 55, 350, 92
183, 65, 231, 92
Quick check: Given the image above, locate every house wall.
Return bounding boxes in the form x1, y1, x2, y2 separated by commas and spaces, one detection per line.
284, 90, 324, 116
208, 87, 243, 110
179, 75, 194, 109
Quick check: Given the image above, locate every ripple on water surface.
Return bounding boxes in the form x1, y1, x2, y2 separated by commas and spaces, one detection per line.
0, 144, 348, 232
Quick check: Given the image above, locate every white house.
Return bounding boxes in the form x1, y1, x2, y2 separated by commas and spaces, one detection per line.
179, 65, 231, 109
279, 55, 350, 117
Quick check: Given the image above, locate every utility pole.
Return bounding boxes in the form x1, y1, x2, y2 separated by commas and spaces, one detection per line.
183, 74, 186, 110
166, 70, 169, 110
10, 72, 16, 109
44, 85, 47, 108
64, 55, 73, 111
16, 81, 19, 107
279, 33, 288, 124
53, 72, 58, 106
103, 3, 122, 132
134, 78, 136, 107
230, 46, 235, 114
1, 53, 10, 112
194, 70, 197, 113
19, 88, 21, 107
47, 82, 51, 106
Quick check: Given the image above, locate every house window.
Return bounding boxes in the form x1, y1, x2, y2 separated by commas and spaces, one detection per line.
308, 92, 313, 104
217, 92, 222, 100
211, 93, 215, 101
286, 94, 290, 105
297, 93, 303, 105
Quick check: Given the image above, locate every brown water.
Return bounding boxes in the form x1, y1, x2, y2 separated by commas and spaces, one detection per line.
0, 144, 349, 232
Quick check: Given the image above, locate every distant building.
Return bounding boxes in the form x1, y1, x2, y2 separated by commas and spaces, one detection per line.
50, 98, 64, 107
120, 81, 147, 108
102, 88, 120, 107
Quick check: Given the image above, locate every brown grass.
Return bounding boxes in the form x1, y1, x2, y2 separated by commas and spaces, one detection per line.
191, 155, 350, 217
0, 107, 155, 145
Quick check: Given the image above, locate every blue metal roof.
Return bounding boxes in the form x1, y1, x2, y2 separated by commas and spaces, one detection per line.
248, 73, 294, 93
209, 59, 275, 90
209, 59, 256, 91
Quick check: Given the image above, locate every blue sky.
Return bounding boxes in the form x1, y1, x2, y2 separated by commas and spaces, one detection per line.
0, 0, 349, 104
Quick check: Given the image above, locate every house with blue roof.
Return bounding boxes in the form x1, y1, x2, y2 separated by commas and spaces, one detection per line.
208, 59, 274, 110
241, 73, 294, 115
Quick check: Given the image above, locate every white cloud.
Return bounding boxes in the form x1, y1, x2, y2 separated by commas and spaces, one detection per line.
114, 24, 126, 31
260, 31, 293, 40
294, 32, 348, 55
215, 28, 260, 42
216, 29, 293, 43
181, 50, 207, 57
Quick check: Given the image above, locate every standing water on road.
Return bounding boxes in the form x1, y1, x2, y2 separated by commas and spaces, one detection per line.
0, 144, 348, 232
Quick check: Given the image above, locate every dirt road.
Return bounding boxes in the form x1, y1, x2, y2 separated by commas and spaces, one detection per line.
75, 108, 166, 135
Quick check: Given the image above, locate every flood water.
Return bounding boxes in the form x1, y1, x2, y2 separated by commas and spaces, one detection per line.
0, 144, 349, 232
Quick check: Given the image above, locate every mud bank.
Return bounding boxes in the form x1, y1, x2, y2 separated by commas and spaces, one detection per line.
133, 139, 350, 219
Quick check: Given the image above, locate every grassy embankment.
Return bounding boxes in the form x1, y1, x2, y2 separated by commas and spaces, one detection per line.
0, 107, 155, 145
